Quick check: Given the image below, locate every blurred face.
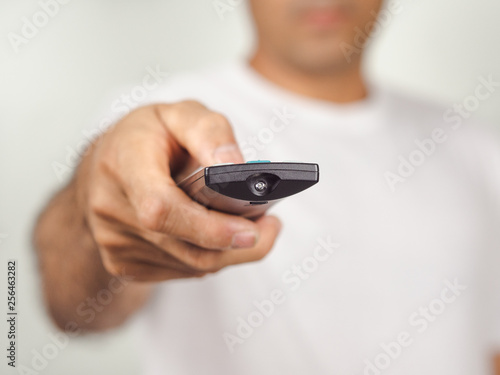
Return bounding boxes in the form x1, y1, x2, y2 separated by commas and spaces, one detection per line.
249, 0, 384, 74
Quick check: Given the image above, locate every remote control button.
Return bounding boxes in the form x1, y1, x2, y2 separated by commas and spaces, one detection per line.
254, 181, 267, 191
246, 160, 271, 163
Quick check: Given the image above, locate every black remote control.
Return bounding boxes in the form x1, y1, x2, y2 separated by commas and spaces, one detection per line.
177, 161, 319, 219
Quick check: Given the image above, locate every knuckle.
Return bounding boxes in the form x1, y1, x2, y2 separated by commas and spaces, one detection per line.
163, 204, 184, 234
99, 241, 125, 258
186, 213, 232, 249
93, 231, 127, 259
86, 174, 114, 218
100, 244, 149, 279
100, 254, 124, 277
197, 112, 230, 133
97, 153, 116, 175
179, 99, 205, 109
137, 196, 172, 232
168, 202, 194, 232
169, 100, 205, 122
197, 224, 231, 250
91, 228, 110, 248
88, 192, 107, 218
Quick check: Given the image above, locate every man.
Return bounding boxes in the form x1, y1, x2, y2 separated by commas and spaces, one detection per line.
34, 0, 500, 374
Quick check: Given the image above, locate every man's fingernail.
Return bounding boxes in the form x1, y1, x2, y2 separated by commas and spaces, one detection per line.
231, 231, 258, 249
213, 144, 244, 164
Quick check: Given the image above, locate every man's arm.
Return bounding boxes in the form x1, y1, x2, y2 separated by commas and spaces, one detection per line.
33, 156, 153, 331
33, 102, 281, 332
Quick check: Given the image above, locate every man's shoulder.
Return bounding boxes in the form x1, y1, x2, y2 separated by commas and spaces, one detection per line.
379, 85, 500, 196
379, 85, 500, 142
377, 85, 450, 123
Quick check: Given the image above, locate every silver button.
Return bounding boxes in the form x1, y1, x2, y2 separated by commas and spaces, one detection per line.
254, 181, 267, 191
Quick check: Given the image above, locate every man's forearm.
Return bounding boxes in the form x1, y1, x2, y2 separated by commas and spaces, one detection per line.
33, 161, 152, 332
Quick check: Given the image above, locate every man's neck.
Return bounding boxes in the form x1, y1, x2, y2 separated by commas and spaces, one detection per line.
249, 48, 367, 104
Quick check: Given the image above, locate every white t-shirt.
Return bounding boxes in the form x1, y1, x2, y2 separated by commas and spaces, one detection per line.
132, 61, 500, 375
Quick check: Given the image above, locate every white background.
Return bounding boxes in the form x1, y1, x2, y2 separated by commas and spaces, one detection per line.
0, 0, 499, 374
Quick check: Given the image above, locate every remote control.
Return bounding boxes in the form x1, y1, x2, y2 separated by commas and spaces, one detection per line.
177, 161, 319, 219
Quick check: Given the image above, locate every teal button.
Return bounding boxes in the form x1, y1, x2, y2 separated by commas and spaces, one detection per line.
247, 160, 271, 163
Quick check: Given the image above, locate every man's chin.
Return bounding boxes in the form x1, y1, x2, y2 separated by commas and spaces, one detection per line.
289, 48, 361, 75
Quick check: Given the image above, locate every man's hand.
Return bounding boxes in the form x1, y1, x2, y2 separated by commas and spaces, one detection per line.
34, 101, 281, 330
78, 101, 282, 281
